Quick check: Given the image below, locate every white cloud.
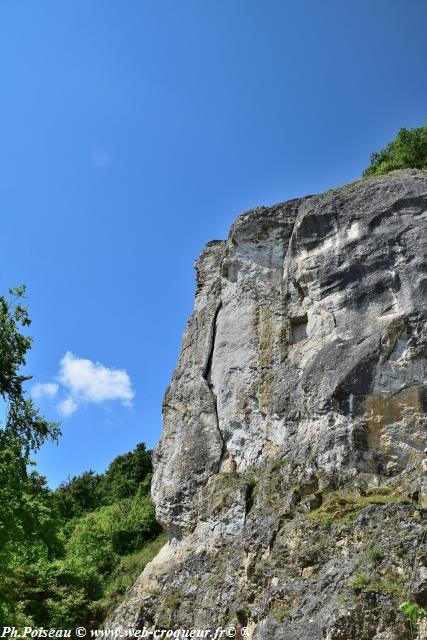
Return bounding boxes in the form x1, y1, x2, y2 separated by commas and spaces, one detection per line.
31, 382, 59, 400
58, 351, 134, 408
91, 147, 110, 169
32, 352, 135, 418
57, 396, 78, 417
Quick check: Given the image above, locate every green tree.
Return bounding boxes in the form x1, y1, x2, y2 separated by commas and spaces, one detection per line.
363, 121, 427, 176
0, 286, 60, 452
0, 287, 60, 624
66, 490, 161, 575
52, 443, 153, 522
99, 442, 152, 503
4, 558, 102, 628
52, 470, 103, 521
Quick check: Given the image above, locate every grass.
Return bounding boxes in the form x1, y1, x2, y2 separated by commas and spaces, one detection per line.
106, 533, 167, 596
361, 492, 401, 505
348, 572, 371, 590
268, 458, 288, 473
163, 592, 182, 608
365, 546, 385, 563
91, 532, 167, 619
208, 565, 226, 586
274, 605, 291, 621
348, 572, 407, 598
269, 599, 292, 622
308, 489, 402, 525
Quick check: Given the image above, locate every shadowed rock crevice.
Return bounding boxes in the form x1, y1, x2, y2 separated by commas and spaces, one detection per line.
202, 302, 222, 386
202, 302, 229, 468
289, 314, 308, 344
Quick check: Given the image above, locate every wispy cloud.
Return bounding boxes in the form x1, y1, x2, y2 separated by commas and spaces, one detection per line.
33, 352, 134, 418
31, 382, 59, 400
57, 396, 78, 417
91, 147, 111, 170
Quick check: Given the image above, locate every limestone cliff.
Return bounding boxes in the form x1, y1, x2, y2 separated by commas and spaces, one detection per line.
109, 170, 427, 639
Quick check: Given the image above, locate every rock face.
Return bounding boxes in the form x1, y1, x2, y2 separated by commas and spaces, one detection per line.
108, 170, 427, 639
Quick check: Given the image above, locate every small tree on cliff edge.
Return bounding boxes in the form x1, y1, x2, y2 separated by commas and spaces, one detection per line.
363, 120, 427, 176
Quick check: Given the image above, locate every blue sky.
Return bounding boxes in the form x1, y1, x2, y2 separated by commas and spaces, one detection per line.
1, 0, 426, 487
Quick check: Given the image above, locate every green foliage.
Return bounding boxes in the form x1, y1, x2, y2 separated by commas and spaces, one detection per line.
309, 488, 401, 524
3, 489, 161, 627
4, 559, 102, 627
366, 546, 385, 563
0, 287, 61, 625
3, 461, 161, 627
274, 605, 291, 621
0, 286, 60, 453
51, 443, 153, 522
66, 490, 161, 574
105, 535, 166, 596
400, 601, 427, 623
363, 122, 427, 176
348, 572, 406, 598
347, 572, 371, 590
163, 592, 182, 609
89, 534, 167, 625
100, 442, 152, 503
46, 448, 160, 626
0, 286, 162, 628
52, 470, 104, 521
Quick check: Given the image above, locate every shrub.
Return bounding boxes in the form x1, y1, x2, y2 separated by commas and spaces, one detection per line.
363, 121, 427, 176
400, 601, 427, 623
3, 558, 102, 627
348, 572, 371, 590
366, 546, 384, 563
66, 491, 161, 574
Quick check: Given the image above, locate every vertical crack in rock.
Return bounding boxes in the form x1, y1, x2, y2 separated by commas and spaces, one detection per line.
202, 301, 225, 463
202, 301, 222, 386
244, 481, 255, 521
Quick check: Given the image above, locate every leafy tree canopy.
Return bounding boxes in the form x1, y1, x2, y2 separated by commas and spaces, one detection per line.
0, 286, 60, 453
0, 287, 61, 625
100, 442, 152, 503
52, 442, 153, 520
363, 121, 427, 177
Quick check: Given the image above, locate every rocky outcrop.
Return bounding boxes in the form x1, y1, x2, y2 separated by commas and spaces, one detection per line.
108, 170, 427, 639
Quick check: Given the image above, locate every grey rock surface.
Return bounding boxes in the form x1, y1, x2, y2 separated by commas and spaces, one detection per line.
108, 170, 427, 639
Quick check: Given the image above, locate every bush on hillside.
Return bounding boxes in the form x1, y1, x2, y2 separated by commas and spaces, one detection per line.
51, 443, 153, 521
66, 490, 161, 574
363, 121, 427, 176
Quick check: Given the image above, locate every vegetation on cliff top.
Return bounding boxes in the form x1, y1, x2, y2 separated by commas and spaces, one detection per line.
363, 121, 427, 176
